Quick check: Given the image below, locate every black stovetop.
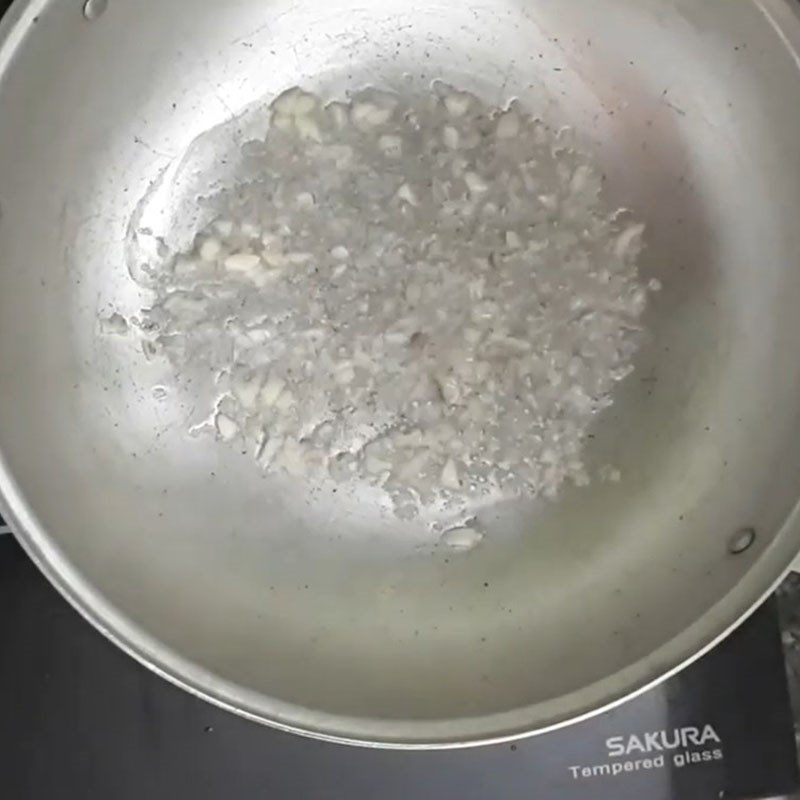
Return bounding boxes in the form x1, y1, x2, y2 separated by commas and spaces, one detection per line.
0, 527, 797, 800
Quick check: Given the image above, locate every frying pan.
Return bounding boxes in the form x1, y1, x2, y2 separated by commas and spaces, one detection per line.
2, 0, 800, 748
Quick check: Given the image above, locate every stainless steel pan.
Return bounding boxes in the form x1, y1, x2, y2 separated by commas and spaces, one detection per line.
2, 0, 800, 748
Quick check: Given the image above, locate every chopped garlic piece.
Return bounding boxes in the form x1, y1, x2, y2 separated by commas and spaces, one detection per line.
260, 375, 287, 408
442, 126, 460, 150
441, 458, 460, 489
444, 91, 472, 118
224, 253, 262, 275
214, 219, 235, 237
274, 87, 317, 117
99, 312, 129, 336
396, 183, 419, 206
199, 237, 223, 262
351, 102, 392, 130
379, 135, 403, 158
440, 527, 484, 551
465, 171, 489, 195
215, 413, 239, 441
615, 223, 646, 258
295, 115, 322, 142
139, 83, 649, 522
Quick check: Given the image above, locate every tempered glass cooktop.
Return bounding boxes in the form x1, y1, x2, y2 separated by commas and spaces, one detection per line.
0, 527, 797, 800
